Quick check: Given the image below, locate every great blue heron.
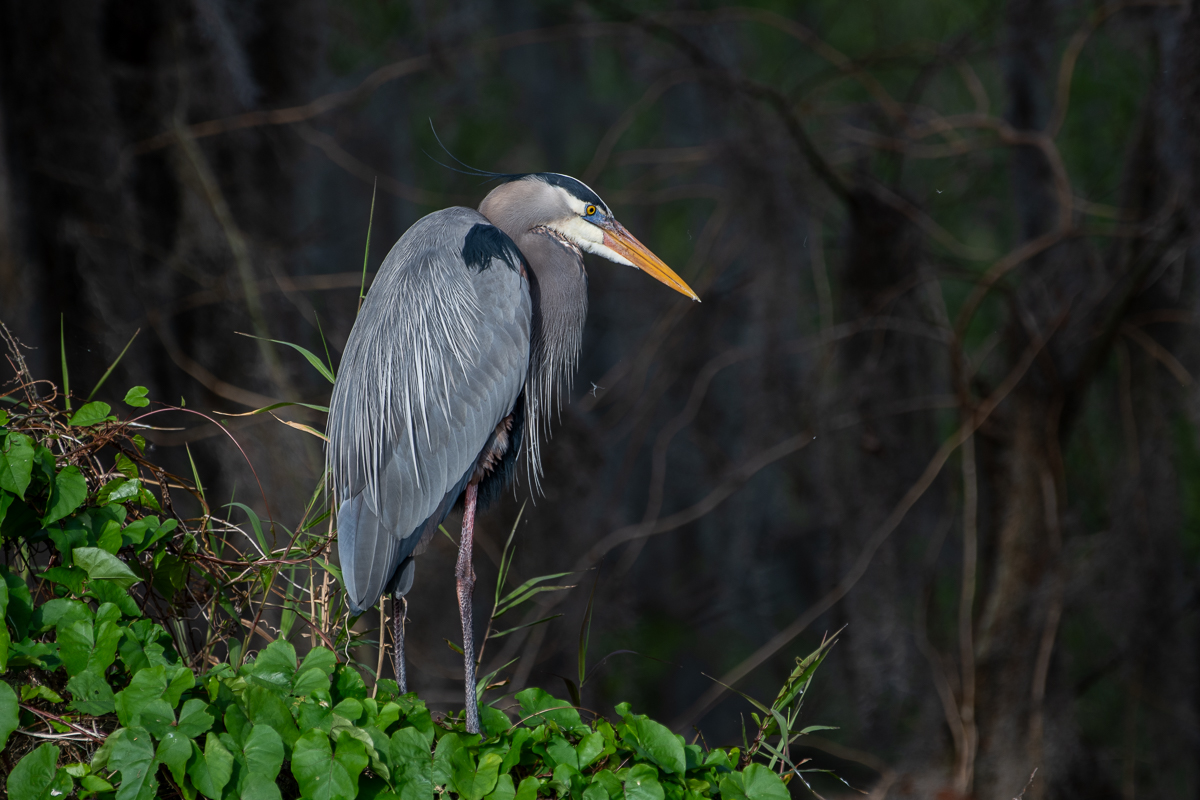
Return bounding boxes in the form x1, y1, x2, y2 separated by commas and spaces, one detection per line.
327, 172, 698, 733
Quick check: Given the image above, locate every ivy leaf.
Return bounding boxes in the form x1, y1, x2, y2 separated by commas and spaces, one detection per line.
249, 638, 296, 692
291, 729, 369, 800
6, 743, 66, 800
515, 776, 541, 800
156, 730, 192, 788
515, 687, 584, 732
622, 764, 665, 800
628, 717, 686, 775
576, 731, 606, 769
68, 401, 112, 427
0, 432, 34, 500
139, 698, 176, 738
176, 698, 215, 738
719, 765, 790, 800
486, 774, 516, 800
73, 547, 141, 590
67, 668, 117, 715
43, 465, 87, 525
109, 726, 158, 800
0, 574, 8, 671
450, 748, 502, 800
123, 386, 150, 408
187, 732, 234, 800
390, 727, 434, 800
115, 665, 193, 727
242, 723, 285, 779
244, 685, 300, 752
42, 565, 85, 595
2, 567, 34, 640
0, 680, 17, 750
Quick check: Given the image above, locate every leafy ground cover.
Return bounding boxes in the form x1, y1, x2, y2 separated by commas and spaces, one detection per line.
0, 327, 836, 799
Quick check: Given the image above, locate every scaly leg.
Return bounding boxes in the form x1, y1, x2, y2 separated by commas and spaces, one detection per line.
392, 593, 407, 694
456, 482, 480, 734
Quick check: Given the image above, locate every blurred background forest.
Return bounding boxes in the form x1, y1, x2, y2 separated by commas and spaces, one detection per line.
1, 0, 1197, 797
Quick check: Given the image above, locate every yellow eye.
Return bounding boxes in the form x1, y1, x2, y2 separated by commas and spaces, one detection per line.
586, 205, 597, 216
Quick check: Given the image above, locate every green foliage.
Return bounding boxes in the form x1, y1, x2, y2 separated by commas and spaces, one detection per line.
1, 366, 836, 799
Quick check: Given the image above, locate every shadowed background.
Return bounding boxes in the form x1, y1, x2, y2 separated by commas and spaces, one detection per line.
1, 1, 1198, 797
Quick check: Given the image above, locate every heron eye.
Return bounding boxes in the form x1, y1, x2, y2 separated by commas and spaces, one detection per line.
585, 205, 597, 217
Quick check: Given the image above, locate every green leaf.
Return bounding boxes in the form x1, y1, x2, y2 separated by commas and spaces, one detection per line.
21, 684, 63, 703
109, 726, 158, 800
73, 547, 141, 590
244, 684, 300, 752
119, 619, 174, 673
6, 743, 61, 800
0, 573, 8, 671
139, 698, 176, 738
68, 401, 112, 427
546, 736, 578, 770
188, 732, 234, 800
389, 726, 434, 800
479, 704, 511, 738
720, 765, 790, 800
114, 665, 193, 727
67, 669, 117, 715
514, 777, 541, 800
42, 465, 87, 525
97, 477, 140, 505
123, 386, 150, 408
2, 567, 33, 640
86, 579, 142, 618
576, 731, 606, 769
0, 680, 17, 750
623, 764, 665, 800
249, 638, 297, 692
156, 730, 192, 788
298, 645, 338, 677
177, 698, 215, 738
292, 729, 369, 800
450, 748, 502, 800
42, 565, 85, 595
238, 333, 335, 384
515, 688, 584, 732
485, 774, 516, 800
628, 717, 686, 774
0, 488, 12, 536
0, 431, 34, 500
582, 783, 609, 800
494, 572, 575, 618
243, 723, 285, 779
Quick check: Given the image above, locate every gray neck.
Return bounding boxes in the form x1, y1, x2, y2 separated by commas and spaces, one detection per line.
480, 204, 588, 483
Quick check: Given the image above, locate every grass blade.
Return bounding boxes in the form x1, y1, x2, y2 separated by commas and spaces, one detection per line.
87, 328, 141, 401
359, 179, 377, 315
579, 572, 598, 688
60, 315, 70, 410
215, 401, 330, 417
488, 614, 563, 639
236, 332, 335, 383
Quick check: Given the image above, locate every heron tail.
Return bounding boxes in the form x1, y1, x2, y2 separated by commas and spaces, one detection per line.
337, 494, 408, 615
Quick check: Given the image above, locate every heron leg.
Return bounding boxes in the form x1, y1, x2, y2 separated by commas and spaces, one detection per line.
456, 482, 481, 734
392, 593, 408, 694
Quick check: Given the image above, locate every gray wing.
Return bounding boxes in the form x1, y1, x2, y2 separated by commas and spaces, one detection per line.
327, 207, 531, 614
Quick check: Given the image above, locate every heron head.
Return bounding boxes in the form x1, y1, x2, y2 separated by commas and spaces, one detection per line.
479, 173, 700, 301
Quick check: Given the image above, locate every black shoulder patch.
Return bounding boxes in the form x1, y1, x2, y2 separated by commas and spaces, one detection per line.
462, 223, 523, 274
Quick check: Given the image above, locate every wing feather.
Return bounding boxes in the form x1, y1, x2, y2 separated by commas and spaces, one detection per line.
328, 207, 531, 614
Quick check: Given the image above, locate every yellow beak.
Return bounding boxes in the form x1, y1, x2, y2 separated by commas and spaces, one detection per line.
601, 220, 700, 302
